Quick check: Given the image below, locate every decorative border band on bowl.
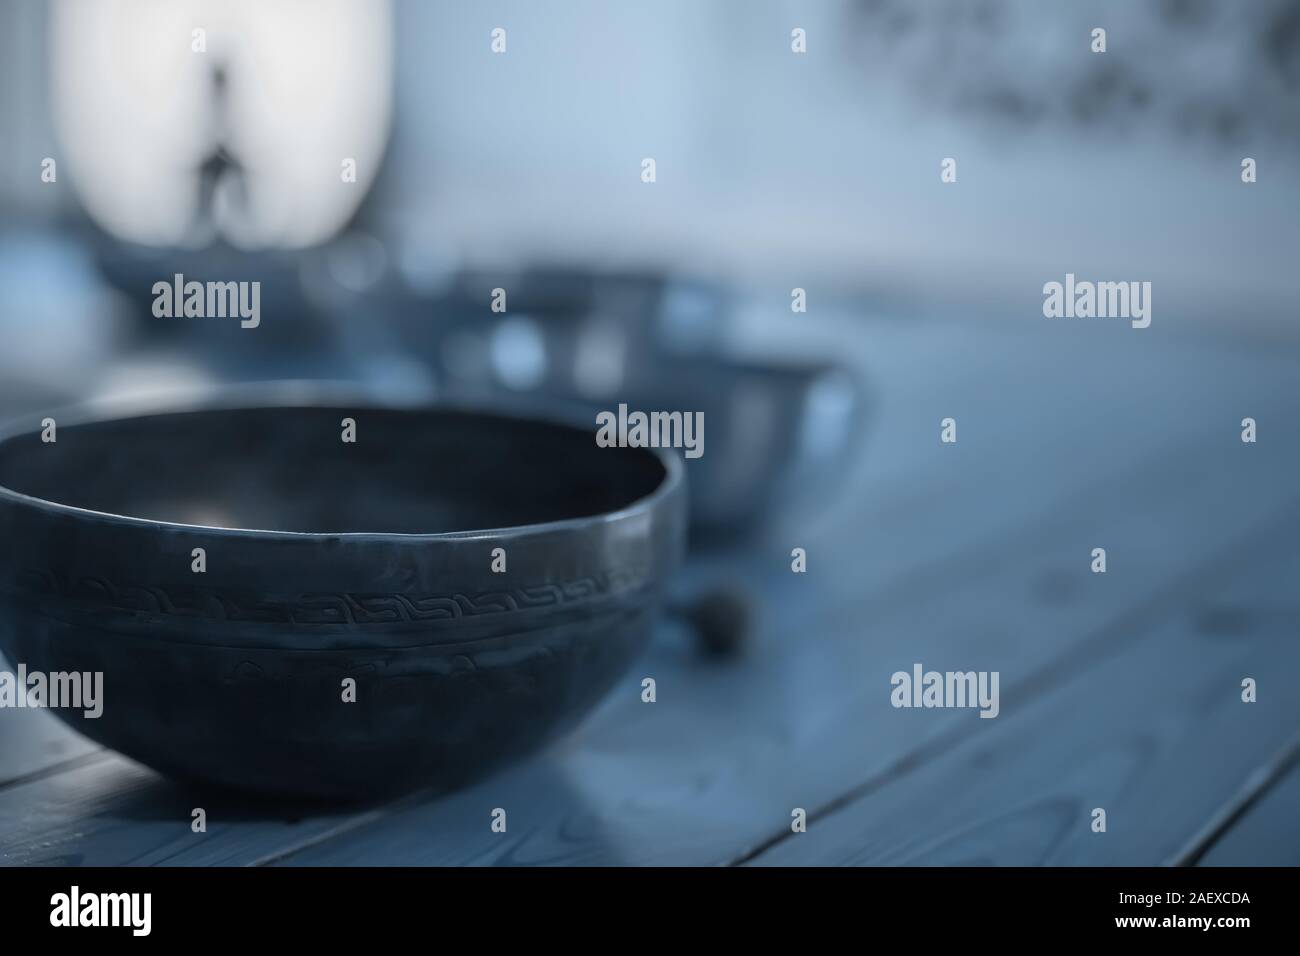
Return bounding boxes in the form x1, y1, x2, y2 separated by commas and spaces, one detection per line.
8, 565, 651, 627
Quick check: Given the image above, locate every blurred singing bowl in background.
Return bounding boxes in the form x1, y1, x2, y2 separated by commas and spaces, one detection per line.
319, 263, 868, 542
0, 399, 685, 801
503, 357, 866, 545
611, 357, 865, 543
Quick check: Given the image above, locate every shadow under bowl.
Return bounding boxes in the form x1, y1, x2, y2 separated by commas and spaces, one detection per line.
0, 402, 686, 801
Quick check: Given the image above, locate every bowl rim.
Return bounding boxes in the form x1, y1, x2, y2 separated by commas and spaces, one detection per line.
0, 389, 684, 542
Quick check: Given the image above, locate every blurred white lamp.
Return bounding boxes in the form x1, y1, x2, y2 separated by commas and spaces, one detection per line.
50, 0, 393, 250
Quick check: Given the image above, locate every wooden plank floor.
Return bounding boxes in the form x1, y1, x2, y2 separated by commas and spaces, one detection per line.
748, 509, 1300, 865
2, 312, 1299, 865
1197, 746, 1300, 867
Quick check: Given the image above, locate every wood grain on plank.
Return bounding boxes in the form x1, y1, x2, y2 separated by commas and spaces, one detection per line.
1197, 750, 1300, 867
747, 514, 1300, 865
0, 663, 102, 788
0, 751, 393, 866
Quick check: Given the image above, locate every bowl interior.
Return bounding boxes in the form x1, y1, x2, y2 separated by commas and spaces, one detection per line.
0, 406, 666, 534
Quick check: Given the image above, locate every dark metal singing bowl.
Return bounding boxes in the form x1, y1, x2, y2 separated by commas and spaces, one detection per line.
0, 403, 686, 800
